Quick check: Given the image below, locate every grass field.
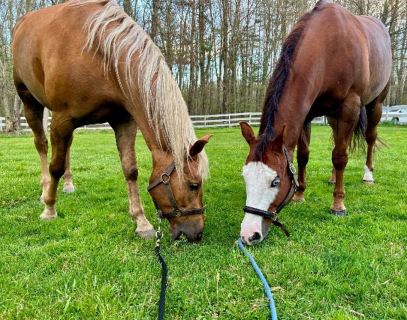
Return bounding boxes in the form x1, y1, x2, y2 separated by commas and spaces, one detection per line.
0, 126, 406, 320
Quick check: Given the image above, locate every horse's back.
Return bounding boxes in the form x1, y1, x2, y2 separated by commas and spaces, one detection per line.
299, 2, 391, 103
12, 2, 121, 117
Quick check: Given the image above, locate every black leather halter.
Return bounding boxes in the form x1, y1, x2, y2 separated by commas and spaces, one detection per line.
147, 162, 205, 219
243, 147, 299, 237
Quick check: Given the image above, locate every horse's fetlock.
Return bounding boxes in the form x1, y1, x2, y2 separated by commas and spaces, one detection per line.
43, 196, 56, 207
333, 191, 345, 199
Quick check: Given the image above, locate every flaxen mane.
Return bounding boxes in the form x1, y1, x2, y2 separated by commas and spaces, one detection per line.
256, 2, 327, 159
70, 0, 208, 178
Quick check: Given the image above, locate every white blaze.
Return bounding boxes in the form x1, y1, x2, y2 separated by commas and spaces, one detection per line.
241, 162, 280, 242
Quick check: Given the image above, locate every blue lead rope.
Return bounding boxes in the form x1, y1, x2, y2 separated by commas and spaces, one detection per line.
237, 238, 278, 320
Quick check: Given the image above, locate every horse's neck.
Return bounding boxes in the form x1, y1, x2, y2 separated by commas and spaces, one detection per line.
134, 111, 169, 155
273, 72, 320, 151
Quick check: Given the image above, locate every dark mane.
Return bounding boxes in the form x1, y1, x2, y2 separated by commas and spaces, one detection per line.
256, 2, 326, 159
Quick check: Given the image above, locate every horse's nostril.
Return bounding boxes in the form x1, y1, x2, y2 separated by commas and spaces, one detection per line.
249, 232, 261, 242
196, 232, 203, 241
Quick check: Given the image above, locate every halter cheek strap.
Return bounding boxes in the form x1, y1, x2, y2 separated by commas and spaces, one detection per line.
243, 146, 299, 237
147, 162, 205, 219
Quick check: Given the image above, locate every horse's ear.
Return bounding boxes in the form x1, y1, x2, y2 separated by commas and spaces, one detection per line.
271, 125, 286, 151
189, 134, 212, 158
240, 122, 255, 145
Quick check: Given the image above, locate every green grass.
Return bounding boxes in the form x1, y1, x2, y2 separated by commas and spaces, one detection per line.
0, 126, 406, 320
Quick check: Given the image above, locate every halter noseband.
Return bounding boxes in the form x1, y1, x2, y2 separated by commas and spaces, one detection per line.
243, 147, 299, 237
147, 162, 205, 219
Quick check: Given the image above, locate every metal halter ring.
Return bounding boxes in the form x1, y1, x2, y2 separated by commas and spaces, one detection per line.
160, 173, 171, 185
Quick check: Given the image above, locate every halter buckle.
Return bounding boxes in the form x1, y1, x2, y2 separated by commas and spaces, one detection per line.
174, 210, 182, 217
288, 162, 296, 175
161, 173, 171, 185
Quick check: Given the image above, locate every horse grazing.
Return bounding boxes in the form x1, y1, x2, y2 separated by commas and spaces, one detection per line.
239, 0, 391, 245
12, 0, 211, 242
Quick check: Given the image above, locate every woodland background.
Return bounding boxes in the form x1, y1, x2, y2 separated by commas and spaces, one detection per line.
0, 0, 406, 127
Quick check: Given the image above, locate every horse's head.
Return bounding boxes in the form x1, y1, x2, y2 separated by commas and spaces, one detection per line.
148, 135, 211, 242
239, 122, 297, 245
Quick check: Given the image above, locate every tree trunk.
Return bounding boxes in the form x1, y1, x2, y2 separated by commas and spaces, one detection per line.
123, 0, 134, 18
198, 0, 206, 114
150, 0, 160, 41
221, 0, 229, 113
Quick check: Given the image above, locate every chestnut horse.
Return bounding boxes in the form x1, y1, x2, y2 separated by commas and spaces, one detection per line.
12, 0, 211, 242
240, 0, 391, 245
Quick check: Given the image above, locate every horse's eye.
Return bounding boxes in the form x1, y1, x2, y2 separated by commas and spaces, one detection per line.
189, 183, 200, 191
271, 177, 280, 188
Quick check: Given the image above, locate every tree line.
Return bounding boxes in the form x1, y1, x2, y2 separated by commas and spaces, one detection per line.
1, 0, 406, 128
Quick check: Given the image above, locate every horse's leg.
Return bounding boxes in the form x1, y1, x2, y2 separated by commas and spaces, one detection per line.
331, 94, 361, 215
41, 113, 74, 219
327, 116, 337, 184
111, 119, 155, 239
19, 92, 50, 202
293, 124, 311, 202
328, 168, 336, 184
363, 99, 383, 184
62, 136, 75, 193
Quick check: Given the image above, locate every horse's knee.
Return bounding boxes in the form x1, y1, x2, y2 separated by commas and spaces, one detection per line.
49, 161, 65, 180
34, 135, 48, 153
124, 166, 138, 181
332, 150, 348, 170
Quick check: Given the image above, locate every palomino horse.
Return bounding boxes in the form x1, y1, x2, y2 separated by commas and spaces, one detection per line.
12, 0, 211, 242
240, 0, 391, 245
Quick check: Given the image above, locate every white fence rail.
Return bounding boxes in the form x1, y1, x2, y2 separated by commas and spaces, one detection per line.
191, 113, 328, 127
1, 106, 406, 132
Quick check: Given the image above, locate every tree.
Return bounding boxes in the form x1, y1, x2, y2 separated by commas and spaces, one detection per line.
1, 0, 406, 126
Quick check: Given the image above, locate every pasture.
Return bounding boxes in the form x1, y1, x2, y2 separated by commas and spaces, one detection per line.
0, 126, 406, 319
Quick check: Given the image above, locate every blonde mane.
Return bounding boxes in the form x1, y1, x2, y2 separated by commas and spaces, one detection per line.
69, 0, 208, 178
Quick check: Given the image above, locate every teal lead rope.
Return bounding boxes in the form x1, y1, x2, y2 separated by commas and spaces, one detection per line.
237, 238, 278, 320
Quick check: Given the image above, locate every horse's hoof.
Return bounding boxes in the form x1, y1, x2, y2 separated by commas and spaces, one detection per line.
330, 209, 347, 216
363, 180, 374, 185
63, 184, 75, 193
40, 208, 58, 220
328, 180, 336, 185
136, 228, 155, 240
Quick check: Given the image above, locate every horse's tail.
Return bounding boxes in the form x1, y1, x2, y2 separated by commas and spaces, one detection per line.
376, 136, 388, 149
349, 106, 367, 153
